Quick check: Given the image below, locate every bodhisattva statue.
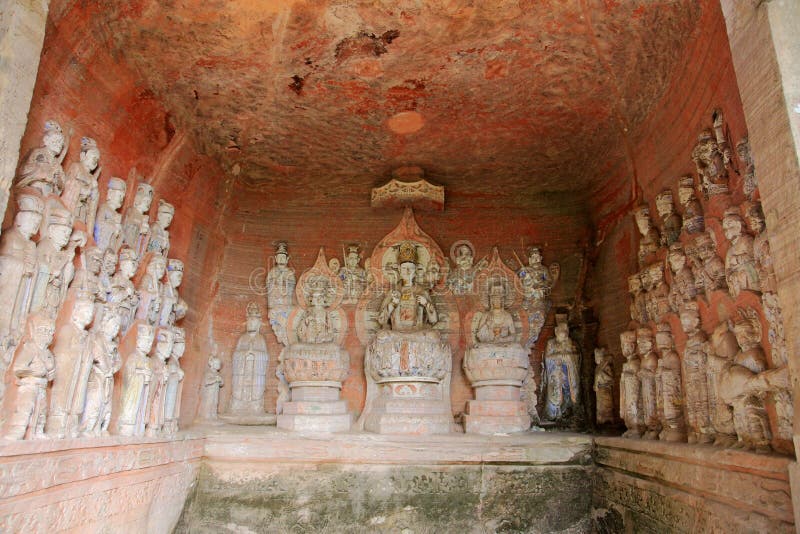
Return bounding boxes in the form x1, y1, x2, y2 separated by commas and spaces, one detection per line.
656, 189, 682, 247
620, 330, 644, 438
93, 177, 126, 253
594, 348, 614, 426
678, 175, 705, 234
694, 232, 727, 295
15, 120, 69, 197
0, 192, 44, 370
447, 241, 486, 296
692, 128, 730, 199
339, 244, 368, 303
197, 354, 223, 422
637, 328, 661, 440
6, 314, 56, 440
30, 204, 75, 317
62, 137, 100, 231
516, 246, 558, 310
146, 200, 174, 257
679, 302, 714, 444
541, 316, 580, 424
47, 291, 95, 438
628, 274, 648, 324
226, 303, 270, 419
146, 328, 174, 437
267, 241, 296, 346
117, 323, 155, 436
744, 201, 777, 295
110, 246, 139, 335
136, 253, 166, 326
654, 323, 686, 442
707, 321, 740, 447
378, 251, 438, 331
667, 243, 697, 312
80, 308, 122, 437
163, 327, 185, 436
722, 207, 759, 298
634, 205, 660, 267
122, 182, 154, 259
737, 136, 757, 200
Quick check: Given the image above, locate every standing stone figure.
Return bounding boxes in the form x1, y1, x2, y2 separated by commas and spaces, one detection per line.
163, 327, 186, 436
593, 348, 614, 425
707, 322, 740, 447
228, 303, 269, 417
654, 323, 686, 442
620, 330, 644, 438
47, 291, 95, 438
267, 242, 296, 346
339, 244, 368, 303
516, 246, 559, 346
667, 243, 697, 312
62, 137, 100, 231
122, 182, 154, 259
136, 254, 166, 325
93, 177, 126, 252
15, 120, 69, 197
80, 309, 122, 436
628, 274, 648, 324
744, 201, 777, 294
645, 263, 670, 323
678, 175, 705, 234
692, 128, 730, 198
541, 316, 580, 423
679, 302, 714, 444
30, 204, 74, 317
762, 292, 788, 369
633, 204, 660, 267
722, 207, 759, 298
110, 246, 139, 335
656, 189, 682, 247
146, 200, 174, 257
737, 136, 757, 200
146, 328, 174, 437
117, 323, 155, 437
637, 328, 661, 440
198, 354, 223, 421
694, 232, 727, 295
6, 314, 56, 440
447, 241, 486, 296
160, 259, 185, 326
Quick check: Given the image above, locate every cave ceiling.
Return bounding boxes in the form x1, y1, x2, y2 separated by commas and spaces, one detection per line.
70, 0, 702, 202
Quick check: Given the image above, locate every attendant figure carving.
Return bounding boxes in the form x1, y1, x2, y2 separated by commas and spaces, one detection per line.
15, 120, 69, 197
645, 263, 670, 323
744, 201, 777, 294
160, 259, 185, 326
266, 242, 295, 346
80, 308, 122, 436
62, 137, 100, 231
541, 315, 580, 423
94, 177, 126, 252
163, 327, 186, 436
117, 323, 155, 436
136, 253, 166, 326
692, 127, 729, 198
678, 176, 705, 234
667, 243, 697, 312
633, 205, 660, 267
707, 322, 740, 447
694, 232, 727, 295
338, 244, 367, 303
122, 183, 154, 259
722, 207, 759, 298
30, 204, 75, 317
637, 328, 660, 440
146, 328, 174, 437
110, 246, 139, 335
620, 330, 644, 438
655, 323, 686, 442
737, 136, 757, 200
656, 189, 682, 247
146, 200, 174, 257
628, 274, 648, 324
447, 241, 486, 296
227, 303, 269, 417
593, 348, 614, 426
198, 354, 223, 422
679, 302, 714, 444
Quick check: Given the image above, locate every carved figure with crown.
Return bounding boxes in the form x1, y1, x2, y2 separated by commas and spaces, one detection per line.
516, 246, 559, 349
277, 249, 352, 432
338, 244, 368, 304
356, 209, 456, 434
462, 248, 531, 434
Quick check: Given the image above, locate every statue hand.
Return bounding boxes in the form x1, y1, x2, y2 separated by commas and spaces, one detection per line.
417, 295, 427, 306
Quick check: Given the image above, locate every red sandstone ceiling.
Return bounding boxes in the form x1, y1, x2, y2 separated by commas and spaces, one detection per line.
59, 0, 702, 200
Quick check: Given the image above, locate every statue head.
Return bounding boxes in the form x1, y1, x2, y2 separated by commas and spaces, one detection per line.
554, 315, 569, 342
29, 313, 56, 347
397, 242, 418, 285
245, 302, 261, 333
156, 200, 175, 229
488, 282, 506, 310
638, 268, 651, 290
628, 274, 642, 294
733, 307, 761, 350
208, 355, 222, 371
455, 244, 474, 270
135, 323, 155, 354
275, 242, 289, 266
42, 120, 65, 155
633, 205, 653, 235
648, 263, 664, 284
620, 330, 637, 358
154, 327, 175, 361
308, 280, 328, 309
345, 245, 361, 269
655, 190, 675, 217
118, 246, 138, 279
694, 232, 716, 261
722, 207, 745, 242
711, 321, 738, 361
678, 175, 696, 205
72, 291, 95, 329
79, 137, 100, 172
101, 249, 118, 277
679, 302, 700, 334
106, 178, 127, 210
167, 259, 183, 288
636, 328, 654, 354
667, 243, 686, 272
46, 205, 73, 249
84, 246, 103, 275
743, 201, 766, 235
69, 229, 87, 250
101, 308, 122, 340
594, 347, 606, 364
655, 323, 674, 352
172, 327, 186, 359
147, 297, 162, 325
147, 254, 167, 280
14, 192, 44, 239
133, 183, 154, 213
527, 246, 543, 266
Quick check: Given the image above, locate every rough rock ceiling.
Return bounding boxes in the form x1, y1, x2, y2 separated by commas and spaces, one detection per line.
86, 0, 701, 200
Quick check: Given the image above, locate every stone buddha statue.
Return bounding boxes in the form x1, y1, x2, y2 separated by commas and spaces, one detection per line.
378, 242, 438, 332
225, 303, 270, 421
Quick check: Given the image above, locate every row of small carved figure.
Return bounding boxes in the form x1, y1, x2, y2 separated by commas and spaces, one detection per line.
0, 119, 188, 441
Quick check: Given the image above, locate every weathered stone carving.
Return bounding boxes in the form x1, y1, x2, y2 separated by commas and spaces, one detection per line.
744, 201, 777, 294
222, 303, 271, 424
644, 263, 670, 323
370, 166, 444, 211
163, 326, 185, 436
30, 203, 75, 317
692, 117, 730, 198
47, 291, 95, 438
516, 246, 559, 347
707, 321, 740, 447
542, 314, 580, 424
117, 323, 155, 436
628, 273, 648, 324
463, 248, 530, 434
678, 175, 705, 234
620, 330, 644, 438
447, 240, 486, 296
6, 314, 56, 440
267, 241, 296, 346
122, 182, 154, 259
80, 308, 122, 436
146, 200, 174, 256
94, 177, 126, 253
146, 328, 174, 437
667, 243, 697, 312
656, 189, 682, 247
136, 253, 166, 326
338, 244, 367, 304
109, 246, 139, 335
197, 353, 223, 423
654, 323, 686, 442
762, 291, 788, 368
722, 207, 759, 298
62, 137, 100, 231
160, 259, 185, 326
637, 328, 660, 440
679, 302, 714, 444
737, 136, 757, 199
594, 348, 614, 426
694, 231, 727, 295
633, 204, 660, 266
15, 120, 69, 197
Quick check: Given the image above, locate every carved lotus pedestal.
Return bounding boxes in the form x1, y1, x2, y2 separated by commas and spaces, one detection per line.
359, 330, 453, 434
463, 343, 531, 434
276, 343, 352, 433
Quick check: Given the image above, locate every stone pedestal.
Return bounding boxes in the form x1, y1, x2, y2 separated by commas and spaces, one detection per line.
463, 344, 530, 434
359, 330, 454, 435
276, 343, 351, 433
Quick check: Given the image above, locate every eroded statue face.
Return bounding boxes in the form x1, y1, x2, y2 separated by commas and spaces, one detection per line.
680, 310, 699, 333
310, 291, 325, 308
594, 349, 605, 364
621, 338, 636, 357
345, 252, 359, 269
50, 224, 72, 249
88, 250, 103, 274
668, 250, 686, 272
489, 293, 503, 310
456, 246, 473, 270
634, 211, 651, 235
134, 187, 154, 212
103, 314, 121, 339
678, 186, 693, 206
16, 211, 42, 238
655, 332, 672, 351
34, 324, 56, 346
136, 328, 155, 353
746, 211, 765, 235
168, 270, 183, 288
149, 258, 167, 280
722, 218, 742, 241
246, 316, 261, 333
156, 335, 174, 360
81, 148, 100, 172
528, 249, 542, 266
656, 195, 673, 217
107, 189, 125, 210
172, 340, 185, 358
102, 252, 117, 276
209, 357, 221, 371
275, 252, 288, 267
399, 262, 416, 285
73, 300, 95, 328
120, 259, 137, 279
157, 209, 174, 228
636, 334, 653, 354
555, 324, 568, 342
